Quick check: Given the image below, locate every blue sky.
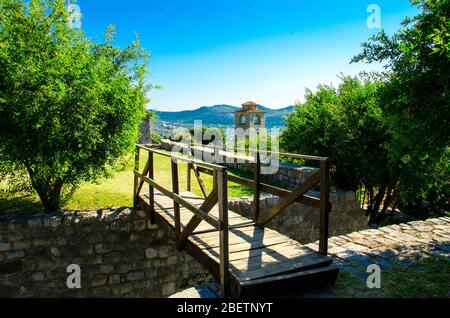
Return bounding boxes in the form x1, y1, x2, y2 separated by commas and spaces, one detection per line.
77, 0, 418, 111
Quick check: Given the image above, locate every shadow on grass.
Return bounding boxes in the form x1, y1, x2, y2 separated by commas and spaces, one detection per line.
0, 195, 44, 216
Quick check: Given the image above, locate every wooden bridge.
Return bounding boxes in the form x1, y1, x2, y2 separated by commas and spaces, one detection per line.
133, 144, 339, 297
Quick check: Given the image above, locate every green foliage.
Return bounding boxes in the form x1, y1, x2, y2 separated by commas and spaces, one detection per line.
282, 76, 393, 222
398, 148, 450, 219
352, 0, 450, 218
283, 0, 450, 223
332, 256, 450, 298
151, 132, 161, 144
0, 0, 151, 212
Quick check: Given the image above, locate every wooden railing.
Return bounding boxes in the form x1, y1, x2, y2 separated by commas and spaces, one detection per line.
133, 143, 332, 297
170, 142, 332, 255
133, 145, 230, 297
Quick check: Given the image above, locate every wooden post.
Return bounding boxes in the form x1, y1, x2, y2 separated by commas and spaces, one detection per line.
172, 159, 181, 237
217, 168, 229, 298
133, 146, 140, 208
147, 112, 153, 145
148, 151, 156, 224
253, 151, 261, 222
319, 159, 330, 255
187, 144, 192, 192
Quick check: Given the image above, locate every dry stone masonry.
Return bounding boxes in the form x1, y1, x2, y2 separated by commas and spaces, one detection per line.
0, 208, 211, 298
229, 193, 368, 244
171, 217, 450, 298
303, 217, 450, 286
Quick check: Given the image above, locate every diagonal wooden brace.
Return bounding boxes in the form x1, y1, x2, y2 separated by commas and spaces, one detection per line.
256, 171, 321, 226
192, 164, 208, 199
134, 158, 151, 198
176, 188, 218, 250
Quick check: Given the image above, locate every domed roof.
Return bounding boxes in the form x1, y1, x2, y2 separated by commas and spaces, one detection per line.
237, 101, 265, 113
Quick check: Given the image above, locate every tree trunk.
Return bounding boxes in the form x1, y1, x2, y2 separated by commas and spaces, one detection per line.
34, 180, 64, 213
24, 163, 64, 213
368, 186, 387, 224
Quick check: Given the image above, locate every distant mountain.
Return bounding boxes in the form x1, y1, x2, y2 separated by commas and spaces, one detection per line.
156, 104, 294, 128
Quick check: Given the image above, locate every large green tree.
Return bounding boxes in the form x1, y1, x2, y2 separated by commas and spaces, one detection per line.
352, 0, 449, 216
0, 0, 150, 212
281, 76, 394, 223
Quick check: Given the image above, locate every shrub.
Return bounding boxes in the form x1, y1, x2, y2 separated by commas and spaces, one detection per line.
0, 0, 151, 212
352, 0, 450, 219
282, 76, 393, 224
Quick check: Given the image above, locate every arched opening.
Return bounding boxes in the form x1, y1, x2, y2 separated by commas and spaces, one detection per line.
241, 115, 247, 125
254, 114, 261, 126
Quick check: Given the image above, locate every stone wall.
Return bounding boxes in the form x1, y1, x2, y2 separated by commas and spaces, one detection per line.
224, 161, 319, 191
0, 208, 210, 298
160, 140, 318, 191
229, 193, 368, 244
138, 115, 152, 145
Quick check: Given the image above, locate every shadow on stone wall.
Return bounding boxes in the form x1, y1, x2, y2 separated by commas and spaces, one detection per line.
0, 208, 211, 298
229, 194, 368, 244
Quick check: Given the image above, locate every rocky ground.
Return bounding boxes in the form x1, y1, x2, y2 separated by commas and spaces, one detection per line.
170, 217, 450, 298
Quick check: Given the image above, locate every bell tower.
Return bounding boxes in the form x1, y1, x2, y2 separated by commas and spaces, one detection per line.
235, 101, 266, 130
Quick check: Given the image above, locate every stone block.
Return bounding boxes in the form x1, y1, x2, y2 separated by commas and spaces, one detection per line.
161, 282, 177, 296
109, 274, 121, 285
50, 247, 61, 257
79, 245, 94, 256
6, 250, 25, 260
43, 217, 61, 228
133, 220, 147, 231
117, 264, 132, 274
0, 242, 11, 252
126, 271, 144, 281
99, 265, 114, 274
95, 243, 112, 254
90, 275, 108, 287
145, 248, 158, 259
33, 238, 53, 247
31, 272, 46, 282
158, 246, 171, 258
27, 218, 43, 228
5, 232, 23, 242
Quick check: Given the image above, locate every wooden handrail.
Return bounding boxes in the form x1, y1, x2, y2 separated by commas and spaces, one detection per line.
188, 142, 329, 162
137, 144, 226, 170
195, 166, 321, 208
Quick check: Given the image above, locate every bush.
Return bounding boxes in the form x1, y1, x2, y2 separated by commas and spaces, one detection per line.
352, 0, 450, 220
0, 0, 151, 212
282, 76, 394, 223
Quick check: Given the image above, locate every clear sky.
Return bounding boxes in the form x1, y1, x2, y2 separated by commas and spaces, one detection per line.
77, 0, 418, 111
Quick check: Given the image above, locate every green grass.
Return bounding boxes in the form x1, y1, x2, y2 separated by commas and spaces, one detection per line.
0, 152, 253, 213
332, 256, 450, 298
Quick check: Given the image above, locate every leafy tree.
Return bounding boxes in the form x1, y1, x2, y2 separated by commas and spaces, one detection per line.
352, 0, 449, 217
0, 0, 151, 212
281, 76, 395, 223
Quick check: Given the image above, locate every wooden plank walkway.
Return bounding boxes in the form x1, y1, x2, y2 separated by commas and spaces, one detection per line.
138, 190, 339, 297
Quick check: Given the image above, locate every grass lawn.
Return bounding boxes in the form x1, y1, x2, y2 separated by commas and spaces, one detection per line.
331, 256, 450, 298
0, 151, 253, 213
